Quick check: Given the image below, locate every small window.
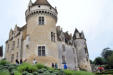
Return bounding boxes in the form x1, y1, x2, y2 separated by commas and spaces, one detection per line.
51, 32, 55, 42
39, 17, 45, 25
42, 46, 45, 56
38, 46, 41, 56
38, 46, 46, 56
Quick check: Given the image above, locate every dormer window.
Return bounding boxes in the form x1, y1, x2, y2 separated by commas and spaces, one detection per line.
39, 16, 44, 25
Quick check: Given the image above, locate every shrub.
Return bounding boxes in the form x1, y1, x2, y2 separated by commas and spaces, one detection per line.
33, 72, 38, 75
0, 70, 10, 75
22, 71, 29, 75
42, 71, 51, 75
35, 63, 45, 69
0, 59, 10, 65
27, 73, 33, 75
96, 69, 113, 74
8, 65, 17, 72
14, 71, 22, 75
38, 69, 44, 73
75, 71, 95, 75
17, 63, 37, 73
64, 70, 94, 75
64, 70, 75, 75
47, 67, 55, 71
58, 69, 65, 75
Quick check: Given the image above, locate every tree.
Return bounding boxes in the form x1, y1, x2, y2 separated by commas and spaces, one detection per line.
90, 60, 93, 64
101, 48, 113, 60
107, 53, 113, 68
94, 57, 106, 65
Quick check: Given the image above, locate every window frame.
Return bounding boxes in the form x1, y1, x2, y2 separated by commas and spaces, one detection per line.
38, 16, 45, 25
38, 46, 46, 56
51, 32, 55, 42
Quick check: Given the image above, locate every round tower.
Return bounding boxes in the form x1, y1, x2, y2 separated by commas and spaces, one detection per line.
24, 0, 58, 66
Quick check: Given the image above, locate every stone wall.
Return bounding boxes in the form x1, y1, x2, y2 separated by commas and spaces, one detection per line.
57, 41, 78, 70
74, 39, 92, 72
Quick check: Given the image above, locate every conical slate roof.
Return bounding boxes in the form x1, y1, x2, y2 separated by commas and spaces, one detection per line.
34, 0, 51, 6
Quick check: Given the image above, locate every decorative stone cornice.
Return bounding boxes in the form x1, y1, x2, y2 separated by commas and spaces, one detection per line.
26, 8, 57, 22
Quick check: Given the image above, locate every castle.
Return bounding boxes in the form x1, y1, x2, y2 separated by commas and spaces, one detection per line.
5, 0, 91, 71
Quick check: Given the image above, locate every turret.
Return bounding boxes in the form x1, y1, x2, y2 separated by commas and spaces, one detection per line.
24, 0, 59, 66
73, 28, 91, 72
28, 0, 32, 7
73, 28, 80, 40
25, 0, 58, 22
80, 31, 85, 39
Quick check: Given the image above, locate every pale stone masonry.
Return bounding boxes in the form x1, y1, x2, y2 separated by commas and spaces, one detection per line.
5, 0, 92, 71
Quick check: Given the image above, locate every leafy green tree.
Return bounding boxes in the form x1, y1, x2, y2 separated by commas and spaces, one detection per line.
101, 48, 113, 60
94, 57, 106, 65
90, 60, 93, 64
107, 53, 113, 68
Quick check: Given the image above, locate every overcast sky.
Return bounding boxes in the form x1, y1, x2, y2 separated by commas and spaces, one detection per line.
0, 0, 113, 60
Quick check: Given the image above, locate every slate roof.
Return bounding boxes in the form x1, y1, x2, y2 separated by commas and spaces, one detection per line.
34, 0, 51, 6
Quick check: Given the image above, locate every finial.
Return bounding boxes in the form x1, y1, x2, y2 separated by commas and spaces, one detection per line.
28, 0, 32, 7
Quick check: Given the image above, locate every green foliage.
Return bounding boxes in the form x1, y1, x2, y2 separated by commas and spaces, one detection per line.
94, 57, 106, 65
35, 63, 46, 69
0, 59, 10, 65
90, 60, 93, 64
0, 70, 10, 75
14, 71, 22, 75
33, 72, 38, 75
107, 53, 113, 68
64, 70, 94, 75
22, 71, 29, 75
47, 67, 55, 71
17, 63, 37, 73
64, 69, 76, 75
8, 65, 17, 72
96, 69, 113, 75
75, 71, 95, 75
0, 62, 96, 75
101, 48, 113, 60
